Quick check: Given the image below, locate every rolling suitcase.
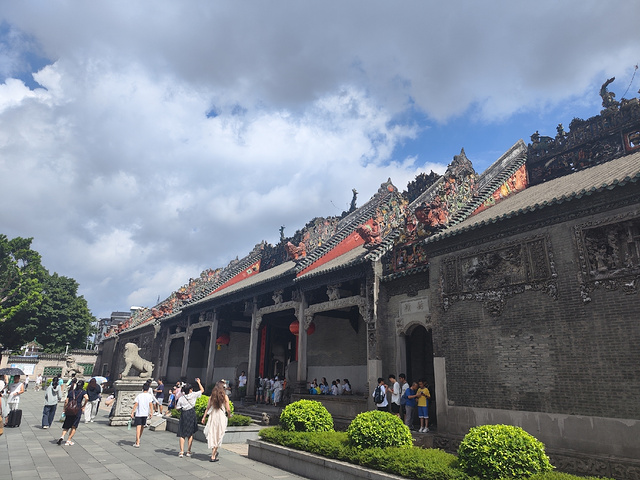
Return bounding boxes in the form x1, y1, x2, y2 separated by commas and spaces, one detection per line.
7, 409, 22, 427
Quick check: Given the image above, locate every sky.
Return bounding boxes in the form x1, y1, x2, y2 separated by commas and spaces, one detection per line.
1, 1, 639, 321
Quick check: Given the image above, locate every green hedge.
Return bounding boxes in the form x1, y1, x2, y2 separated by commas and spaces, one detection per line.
171, 396, 235, 421
258, 426, 614, 480
228, 414, 253, 426
259, 428, 463, 480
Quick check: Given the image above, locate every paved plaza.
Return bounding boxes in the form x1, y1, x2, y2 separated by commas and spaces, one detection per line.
0, 387, 307, 480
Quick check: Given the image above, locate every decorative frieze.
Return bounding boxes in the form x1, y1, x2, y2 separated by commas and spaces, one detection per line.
441, 236, 557, 316
575, 212, 640, 302
255, 300, 299, 329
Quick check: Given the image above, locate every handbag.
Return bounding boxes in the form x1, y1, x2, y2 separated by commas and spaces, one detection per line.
64, 391, 81, 416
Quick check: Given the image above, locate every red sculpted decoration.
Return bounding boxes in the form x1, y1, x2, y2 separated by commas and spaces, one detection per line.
356, 220, 382, 245
285, 241, 306, 260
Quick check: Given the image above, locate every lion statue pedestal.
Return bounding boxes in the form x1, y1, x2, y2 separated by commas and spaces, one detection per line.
109, 379, 157, 426
108, 343, 157, 426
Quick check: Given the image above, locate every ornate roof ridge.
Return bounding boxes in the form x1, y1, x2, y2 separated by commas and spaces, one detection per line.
447, 140, 527, 225
294, 179, 400, 272
425, 149, 640, 245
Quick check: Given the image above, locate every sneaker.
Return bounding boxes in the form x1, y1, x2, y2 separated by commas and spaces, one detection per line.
57, 438, 63, 445
424, 428, 429, 433
42, 426, 48, 429
65, 441, 74, 446
185, 451, 192, 457
133, 444, 140, 448
419, 427, 425, 433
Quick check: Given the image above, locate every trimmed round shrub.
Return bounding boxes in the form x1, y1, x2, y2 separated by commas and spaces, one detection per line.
280, 399, 334, 432
458, 424, 553, 479
195, 395, 234, 419
346, 410, 412, 449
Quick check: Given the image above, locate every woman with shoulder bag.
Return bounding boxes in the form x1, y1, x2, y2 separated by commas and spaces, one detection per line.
57, 380, 88, 446
175, 377, 204, 458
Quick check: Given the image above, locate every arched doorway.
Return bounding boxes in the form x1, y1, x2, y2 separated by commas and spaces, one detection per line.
406, 325, 436, 428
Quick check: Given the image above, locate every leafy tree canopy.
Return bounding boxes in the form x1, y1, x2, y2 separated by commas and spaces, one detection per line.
0, 235, 96, 352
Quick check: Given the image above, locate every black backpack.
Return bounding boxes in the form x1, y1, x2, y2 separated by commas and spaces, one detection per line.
374, 385, 384, 404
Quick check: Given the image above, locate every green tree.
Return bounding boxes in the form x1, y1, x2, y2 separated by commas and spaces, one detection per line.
36, 273, 96, 352
0, 235, 45, 343
0, 235, 95, 351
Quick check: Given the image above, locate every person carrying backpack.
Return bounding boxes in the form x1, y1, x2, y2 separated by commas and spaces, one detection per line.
372, 377, 388, 411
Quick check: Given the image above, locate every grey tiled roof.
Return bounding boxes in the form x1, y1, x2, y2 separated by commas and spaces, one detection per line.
188, 260, 297, 305
426, 149, 640, 244
295, 246, 369, 281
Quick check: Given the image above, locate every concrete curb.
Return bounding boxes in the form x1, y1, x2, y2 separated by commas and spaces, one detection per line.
247, 439, 405, 480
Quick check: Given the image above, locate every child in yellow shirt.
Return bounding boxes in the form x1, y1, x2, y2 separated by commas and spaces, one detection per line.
416, 380, 431, 433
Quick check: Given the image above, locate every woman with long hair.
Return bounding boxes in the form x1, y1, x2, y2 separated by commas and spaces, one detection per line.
201, 380, 231, 462
58, 380, 88, 446
175, 377, 203, 458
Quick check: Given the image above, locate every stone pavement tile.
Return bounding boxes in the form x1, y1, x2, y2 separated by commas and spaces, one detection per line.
2, 391, 310, 480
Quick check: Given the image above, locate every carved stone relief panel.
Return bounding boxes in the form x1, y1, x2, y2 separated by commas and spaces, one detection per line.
575, 213, 640, 302
441, 235, 557, 316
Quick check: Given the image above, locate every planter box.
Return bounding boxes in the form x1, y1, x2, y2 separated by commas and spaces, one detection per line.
248, 439, 405, 480
165, 416, 263, 444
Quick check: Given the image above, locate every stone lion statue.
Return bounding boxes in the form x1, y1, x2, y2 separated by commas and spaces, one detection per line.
62, 356, 84, 378
121, 343, 154, 378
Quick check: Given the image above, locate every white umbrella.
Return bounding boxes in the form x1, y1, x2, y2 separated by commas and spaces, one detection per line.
92, 376, 108, 384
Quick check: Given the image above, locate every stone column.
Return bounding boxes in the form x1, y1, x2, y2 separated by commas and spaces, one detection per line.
295, 291, 308, 392
161, 331, 172, 379
180, 320, 191, 379
204, 311, 218, 387
366, 261, 382, 408
246, 298, 259, 397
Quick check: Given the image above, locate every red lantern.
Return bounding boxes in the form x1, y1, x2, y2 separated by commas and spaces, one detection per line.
289, 320, 315, 336
289, 320, 300, 336
216, 333, 230, 350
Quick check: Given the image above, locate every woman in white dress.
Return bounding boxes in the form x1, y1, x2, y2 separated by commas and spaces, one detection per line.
201, 380, 231, 462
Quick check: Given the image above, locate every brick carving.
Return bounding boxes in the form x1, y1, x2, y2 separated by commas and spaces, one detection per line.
441, 236, 557, 316
575, 213, 640, 302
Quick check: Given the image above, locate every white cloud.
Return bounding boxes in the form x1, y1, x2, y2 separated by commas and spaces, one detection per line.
0, 1, 639, 318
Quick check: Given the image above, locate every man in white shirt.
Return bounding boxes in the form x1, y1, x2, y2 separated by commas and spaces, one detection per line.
130, 384, 154, 448
388, 374, 401, 418
373, 377, 388, 411
335, 378, 344, 395
238, 371, 247, 405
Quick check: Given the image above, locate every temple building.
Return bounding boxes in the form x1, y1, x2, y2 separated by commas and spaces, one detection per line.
96, 81, 640, 479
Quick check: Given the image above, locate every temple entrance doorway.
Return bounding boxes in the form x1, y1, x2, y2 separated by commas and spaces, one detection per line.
256, 312, 297, 381
186, 326, 209, 381
405, 325, 436, 428
166, 337, 185, 382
